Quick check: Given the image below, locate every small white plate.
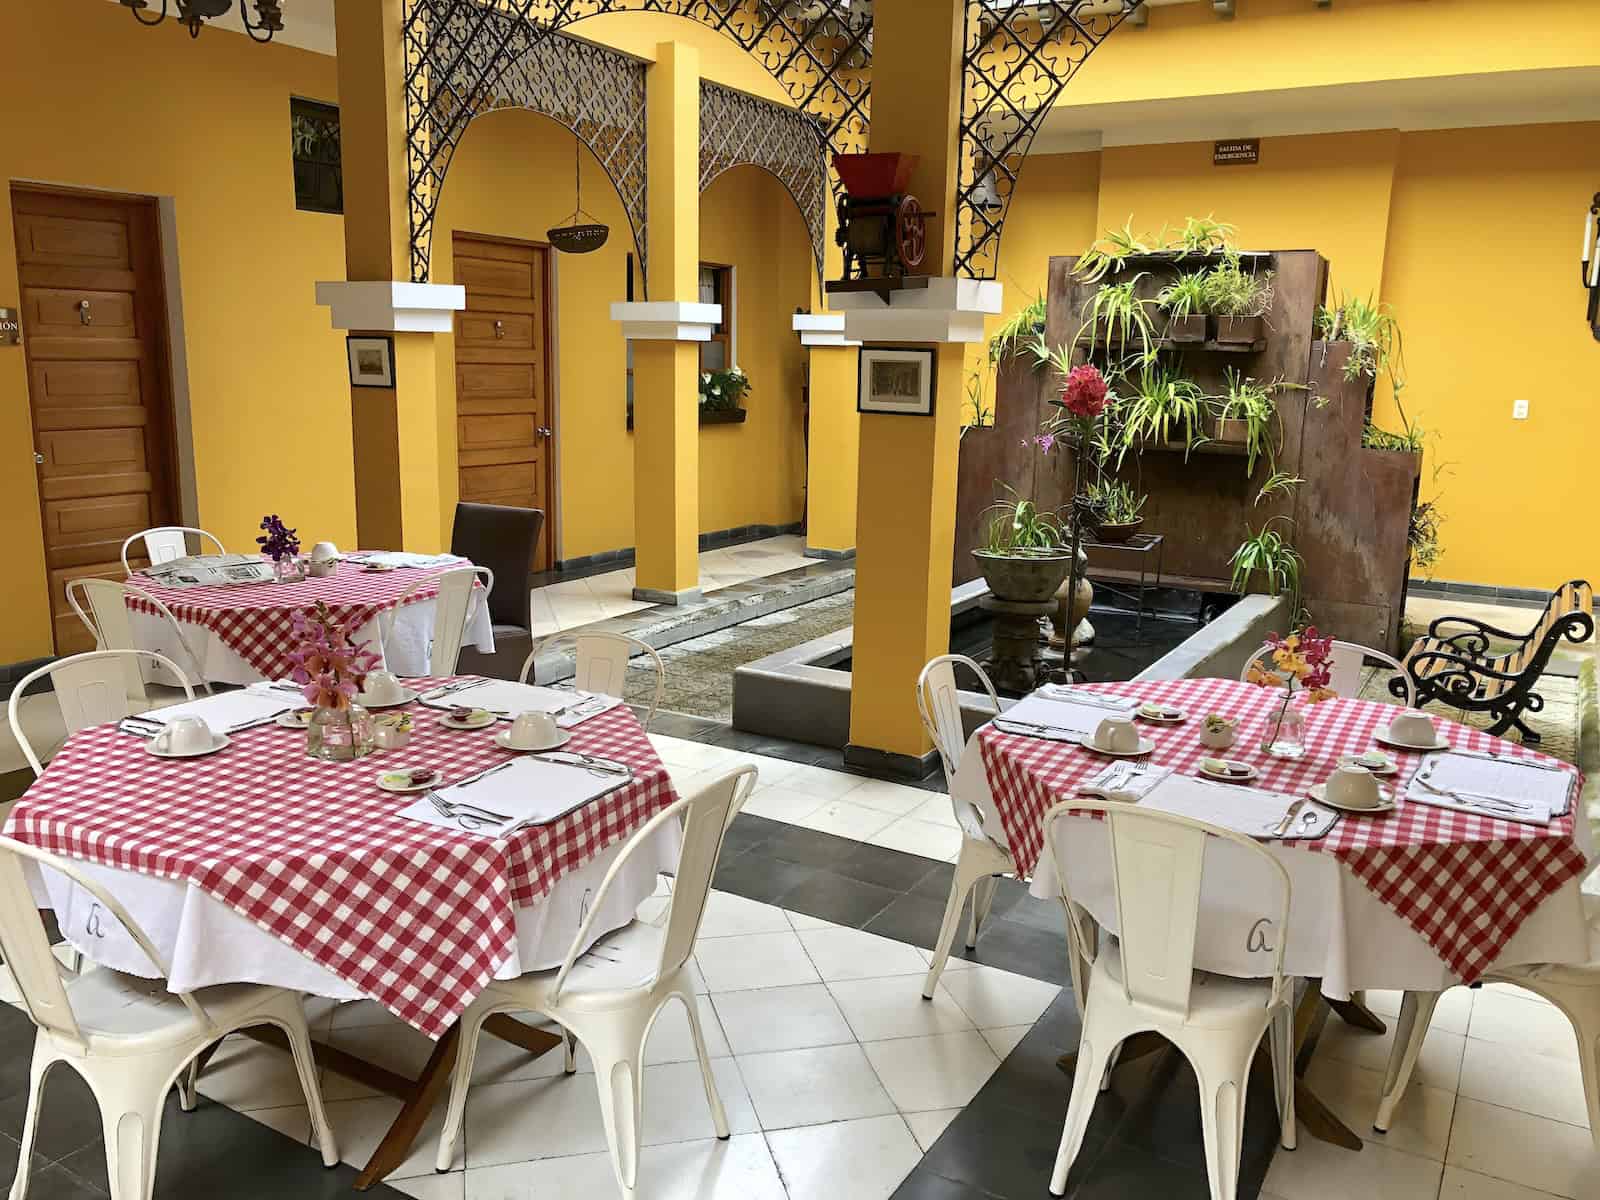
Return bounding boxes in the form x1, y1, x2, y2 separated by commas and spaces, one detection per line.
361, 563, 397, 573
1198, 761, 1259, 783
275, 708, 316, 729
494, 729, 570, 753
145, 733, 231, 760
1136, 706, 1187, 725
1308, 783, 1398, 814
439, 710, 496, 731
358, 688, 418, 710
376, 767, 443, 794
1083, 737, 1156, 758
1375, 730, 1450, 752
1340, 753, 1400, 776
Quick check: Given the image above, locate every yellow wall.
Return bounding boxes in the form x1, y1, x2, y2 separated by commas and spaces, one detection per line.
0, 2, 353, 662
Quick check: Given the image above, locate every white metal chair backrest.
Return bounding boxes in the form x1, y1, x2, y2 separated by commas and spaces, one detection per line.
385, 566, 494, 676
1240, 638, 1414, 706
65, 577, 211, 694
917, 654, 1001, 778
1043, 798, 1292, 1022
521, 632, 666, 729
120, 526, 225, 576
8, 649, 194, 776
549, 766, 757, 1003
0, 836, 211, 1046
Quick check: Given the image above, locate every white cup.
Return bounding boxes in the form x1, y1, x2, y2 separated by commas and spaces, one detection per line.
310, 541, 340, 562
509, 710, 562, 750
1325, 763, 1383, 809
1093, 715, 1141, 753
362, 670, 403, 704
373, 723, 410, 750
307, 559, 337, 579
1387, 711, 1438, 747
153, 716, 214, 756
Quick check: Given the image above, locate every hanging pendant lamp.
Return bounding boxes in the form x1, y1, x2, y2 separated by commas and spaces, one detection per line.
547, 131, 610, 255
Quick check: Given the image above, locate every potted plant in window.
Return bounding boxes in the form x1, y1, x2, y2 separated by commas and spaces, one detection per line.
699, 366, 750, 423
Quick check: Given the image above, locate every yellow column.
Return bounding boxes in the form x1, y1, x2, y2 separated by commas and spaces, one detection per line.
330, 0, 452, 553
845, 0, 969, 768
630, 42, 703, 603
802, 344, 860, 558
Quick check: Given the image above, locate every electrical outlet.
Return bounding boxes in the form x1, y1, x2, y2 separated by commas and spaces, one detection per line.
1513, 399, 1530, 420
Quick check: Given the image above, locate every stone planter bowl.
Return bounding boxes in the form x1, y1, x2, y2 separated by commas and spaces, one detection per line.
972, 550, 1073, 604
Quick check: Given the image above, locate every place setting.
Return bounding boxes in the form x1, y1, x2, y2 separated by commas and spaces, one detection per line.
991, 686, 1140, 743
118, 682, 308, 755
1401, 747, 1576, 826
391, 753, 636, 838
415, 677, 625, 728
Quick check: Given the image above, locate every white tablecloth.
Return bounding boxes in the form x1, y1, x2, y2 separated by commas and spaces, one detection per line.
29, 821, 680, 1003
130, 597, 494, 687
951, 734, 1596, 999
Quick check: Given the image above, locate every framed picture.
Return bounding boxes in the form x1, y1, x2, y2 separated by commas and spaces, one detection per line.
346, 335, 396, 388
858, 346, 935, 417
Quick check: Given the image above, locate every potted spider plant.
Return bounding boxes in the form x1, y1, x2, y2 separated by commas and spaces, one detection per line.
1074, 275, 1158, 368
1229, 515, 1304, 611
971, 486, 1073, 603
1086, 478, 1145, 543
1202, 253, 1274, 347
1155, 270, 1208, 344
1120, 362, 1208, 460
1212, 367, 1277, 474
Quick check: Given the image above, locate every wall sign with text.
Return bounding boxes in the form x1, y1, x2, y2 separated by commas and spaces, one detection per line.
0, 307, 19, 347
1214, 139, 1260, 166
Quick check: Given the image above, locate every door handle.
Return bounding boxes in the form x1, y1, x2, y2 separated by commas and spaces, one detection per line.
537, 426, 552, 439
78, 300, 92, 326
493, 319, 505, 339
33, 451, 44, 465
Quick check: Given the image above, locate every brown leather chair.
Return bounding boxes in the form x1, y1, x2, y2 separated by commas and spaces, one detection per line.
449, 503, 544, 679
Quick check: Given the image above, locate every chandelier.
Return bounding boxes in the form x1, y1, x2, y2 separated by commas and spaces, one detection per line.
120, 0, 284, 43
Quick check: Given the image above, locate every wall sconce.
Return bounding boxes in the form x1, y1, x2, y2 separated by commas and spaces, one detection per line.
1583, 192, 1599, 341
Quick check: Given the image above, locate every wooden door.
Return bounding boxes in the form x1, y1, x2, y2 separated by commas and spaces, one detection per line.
11, 187, 180, 655
452, 234, 555, 569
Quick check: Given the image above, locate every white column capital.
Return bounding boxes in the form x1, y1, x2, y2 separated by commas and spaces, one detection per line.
827, 277, 1004, 344
792, 313, 861, 348
611, 301, 722, 342
314, 281, 465, 333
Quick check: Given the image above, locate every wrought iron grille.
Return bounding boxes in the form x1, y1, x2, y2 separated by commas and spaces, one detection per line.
402, 0, 872, 288
955, 0, 1137, 280
699, 80, 829, 279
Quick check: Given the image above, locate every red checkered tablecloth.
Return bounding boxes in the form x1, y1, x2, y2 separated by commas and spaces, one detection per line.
125, 559, 465, 679
3, 678, 679, 1037
978, 677, 1588, 984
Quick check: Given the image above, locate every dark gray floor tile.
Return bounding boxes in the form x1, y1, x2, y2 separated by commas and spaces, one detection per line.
890, 1167, 1003, 1200
863, 890, 954, 949
711, 850, 816, 906
1067, 1141, 1214, 1200
834, 842, 944, 894
13, 1163, 106, 1200
772, 870, 901, 929
917, 1093, 1101, 1199
956, 917, 1071, 987
759, 823, 861, 871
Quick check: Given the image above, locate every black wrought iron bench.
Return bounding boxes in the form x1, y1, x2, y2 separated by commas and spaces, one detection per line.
1399, 580, 1594, 742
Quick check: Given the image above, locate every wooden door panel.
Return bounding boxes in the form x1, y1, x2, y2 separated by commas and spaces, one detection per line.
460, 461, 544, 504
36, 427, 151, 503
42, 493, 152, 569
14, 211, 131, 269
25, 289, 138, 340
455, 255, 534, 298
457, 362, 538, 402
29, 361, 145, 430
459, 412, 537, 452
457, 312, 535, 350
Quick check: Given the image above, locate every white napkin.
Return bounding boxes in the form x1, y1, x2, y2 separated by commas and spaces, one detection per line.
1407, 752, 1574, 821
994, 694, 1124, 740
353, 551, 466, 569
395, 757, 628, 838
555, 693, 626, 729
1077, 762, 1173, 803
417, 680, 571, 717
1036, 684, 1140, 710
138, 688, 295, 733
1137, 776, 1338, 841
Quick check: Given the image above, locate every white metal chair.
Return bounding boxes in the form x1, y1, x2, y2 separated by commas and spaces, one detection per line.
520, 632, 666, 730
66, 578, 212, 696
9, 650, 195, 777
382, 566, 494, 676
119, 527, 225, 576
1042, 799, 1297, 1199
433, 766, 758, 1196
1240, 638, 1415, 706
0, 836, 337, 1200
916, 654, 1019, 1000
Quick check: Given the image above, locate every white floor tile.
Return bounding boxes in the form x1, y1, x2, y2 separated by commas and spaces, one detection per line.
638, 1058, 759, 1146
697, 890, 795, 938
827, 976, 973, 1042
904, 1108, 961, 1151
695, 931, 821, 992
740, 785, 827, 824
465, 1134, 786, 1200
735, 1043, 897, 1129
244, 1103, 311, 1146
392, 1173, 466, 1200
792, 800, 898, 842
778, 763, 873, 801
1468, 987, 1581, 1061
866, 818, 964, 862
916, 944, 977, 974
1303, 1055, 1456, 1161
740, 754, 810, 787
1457, 1037, 1593, 1128
938, 964, 1061, 1029
1263, 1135, 1444, 1200
787, 909, 839, 932
1314, 1016, 1466, 1094
904, 794, 961, 829
979, 1025, 1032, 1060
326, 1093, 452, 1180
1367, 986, 1474, 1035
712, 983, 855, 1055
1440, 1164, 1575, 1199
766, 1114, 923, 1200
797, 927, 931, 982
195, 1034, 326, 1112
1446, 1098, 1600, 1198
638, 994, 731, 1066
862, 1031, 999, 1111
845, 778, 938, 817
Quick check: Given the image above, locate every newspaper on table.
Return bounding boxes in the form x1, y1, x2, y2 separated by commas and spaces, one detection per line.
140, 554, 275, 588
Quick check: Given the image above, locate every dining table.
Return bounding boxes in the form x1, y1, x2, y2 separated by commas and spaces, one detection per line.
125, 555, 495, 686
2, 675, 680, 1187
951, 675, 1592, 1150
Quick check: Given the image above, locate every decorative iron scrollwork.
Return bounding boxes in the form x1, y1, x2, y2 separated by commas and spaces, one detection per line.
699, 80, 829, 281
954, 0, 1139, 280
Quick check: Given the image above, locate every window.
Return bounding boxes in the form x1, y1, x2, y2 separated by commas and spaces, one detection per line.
699, 264, 733, 373
291, 98, 343, 214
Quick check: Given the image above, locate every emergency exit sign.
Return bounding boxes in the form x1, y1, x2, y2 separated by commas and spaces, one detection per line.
1214, 139, 1260, 166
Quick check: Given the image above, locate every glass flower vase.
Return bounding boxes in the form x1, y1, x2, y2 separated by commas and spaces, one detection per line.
306, 703, 374, 762
1259, 695, 1307, 760
273, 554, 307, 583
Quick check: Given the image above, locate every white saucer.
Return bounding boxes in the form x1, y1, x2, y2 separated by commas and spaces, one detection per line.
361, 563, 397, 573
376, 767, 443, 794
1136, 706, 1187, 725
1339, 753, 1400, 776
494, 729, 570, 753
1084, 737, 1156, 758
1308, 783, 1397, 814
1375, 730, 1450, 752
439, 711, 496, 731
359, 688, 418, 710
1198, 761, 1258, 783
145, 733, 230, 760
275, 708, 316, 729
